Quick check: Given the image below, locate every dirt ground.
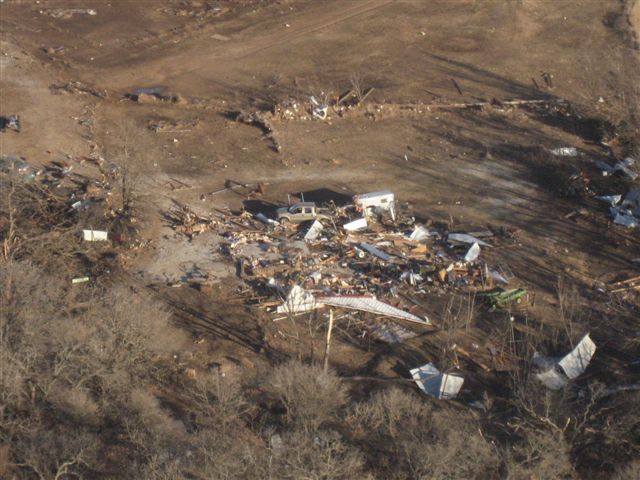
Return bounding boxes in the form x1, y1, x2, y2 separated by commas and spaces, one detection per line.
2, 0, 639, 411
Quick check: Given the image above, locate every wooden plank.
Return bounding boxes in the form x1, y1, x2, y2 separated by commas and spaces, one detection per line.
611, 275, 640, 286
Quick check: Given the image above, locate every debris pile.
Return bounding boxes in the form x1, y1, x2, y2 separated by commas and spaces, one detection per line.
270, 89, 375, 121
0, 115, 20, 132
601, 188, 640, 228
39, 8, 97, 19
0, 152, 140, 278
50, 81, 107, 99
148, 118, 199, 133
127, 87, 183, 104
165, 193, 522, 331
0, 155, 40, 179
580, 155, 640, 228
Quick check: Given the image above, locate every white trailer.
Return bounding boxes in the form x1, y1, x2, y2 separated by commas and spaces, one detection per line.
353, 191, 396, 220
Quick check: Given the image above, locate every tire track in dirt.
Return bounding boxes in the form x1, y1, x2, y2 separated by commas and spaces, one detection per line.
230, 0, 394, 60
97, 0, 392, 90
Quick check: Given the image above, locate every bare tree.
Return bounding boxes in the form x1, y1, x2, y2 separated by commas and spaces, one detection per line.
349, 71, 364, 102
349, 388, 498, 479
503, 428, 575, 480
258, 429, 365, 480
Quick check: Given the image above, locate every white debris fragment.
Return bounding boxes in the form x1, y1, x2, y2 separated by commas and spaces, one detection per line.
343, 217, 367, 232
608, 188, 640, 228
304, 220, 324, 242
611, 210, 638, 228
534, 334, 596, 390
408, 225, 431, 242
464, 242, 481, 263
410, 363, 464, 399
594, 157, 638, 180
71, 199, 91, 211
82, 229, 108, 241
310, 96, 328, 120
615, 158, 638, 180
308, 271, 322, 284
490, 270, 510, 284
594, 160, 615, 176
400, 271, 423, 285
596, 195, 622, 206
276, 285, 317, 314
550, 147, 578, 156
558, 334, 597, 379
447, 233, 491, 247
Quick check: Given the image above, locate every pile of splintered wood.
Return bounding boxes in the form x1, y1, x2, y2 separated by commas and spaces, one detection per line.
166, 202, 216, 238
609, 275, 640, 294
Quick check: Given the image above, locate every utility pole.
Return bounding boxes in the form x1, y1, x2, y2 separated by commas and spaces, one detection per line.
323, 309, 334, 373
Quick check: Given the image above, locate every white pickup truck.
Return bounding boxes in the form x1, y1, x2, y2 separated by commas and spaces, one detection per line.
276, 202, 330, 224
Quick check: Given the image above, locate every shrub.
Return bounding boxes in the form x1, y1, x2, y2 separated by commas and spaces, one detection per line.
269, 361, 347, 432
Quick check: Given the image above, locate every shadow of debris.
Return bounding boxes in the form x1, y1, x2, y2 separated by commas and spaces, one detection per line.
422, 53, 616, 146
423, 53, 557, 101
242, 199, 280, 216
521, 103, 616, 144
157, 286, 266, 354
291, 188, 354, 206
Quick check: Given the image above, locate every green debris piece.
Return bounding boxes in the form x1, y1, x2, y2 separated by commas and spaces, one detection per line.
481, 288, 527, 307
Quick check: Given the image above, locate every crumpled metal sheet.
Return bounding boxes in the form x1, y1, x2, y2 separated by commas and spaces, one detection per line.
360, 243, 392, 261
533, 334, 596, 389
319, 295, 429, 324
410, 363, 464, 399
558, 334, 597, 379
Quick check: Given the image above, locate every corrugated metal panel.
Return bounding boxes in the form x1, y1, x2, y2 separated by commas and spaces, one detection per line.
318, 295, 428, 324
